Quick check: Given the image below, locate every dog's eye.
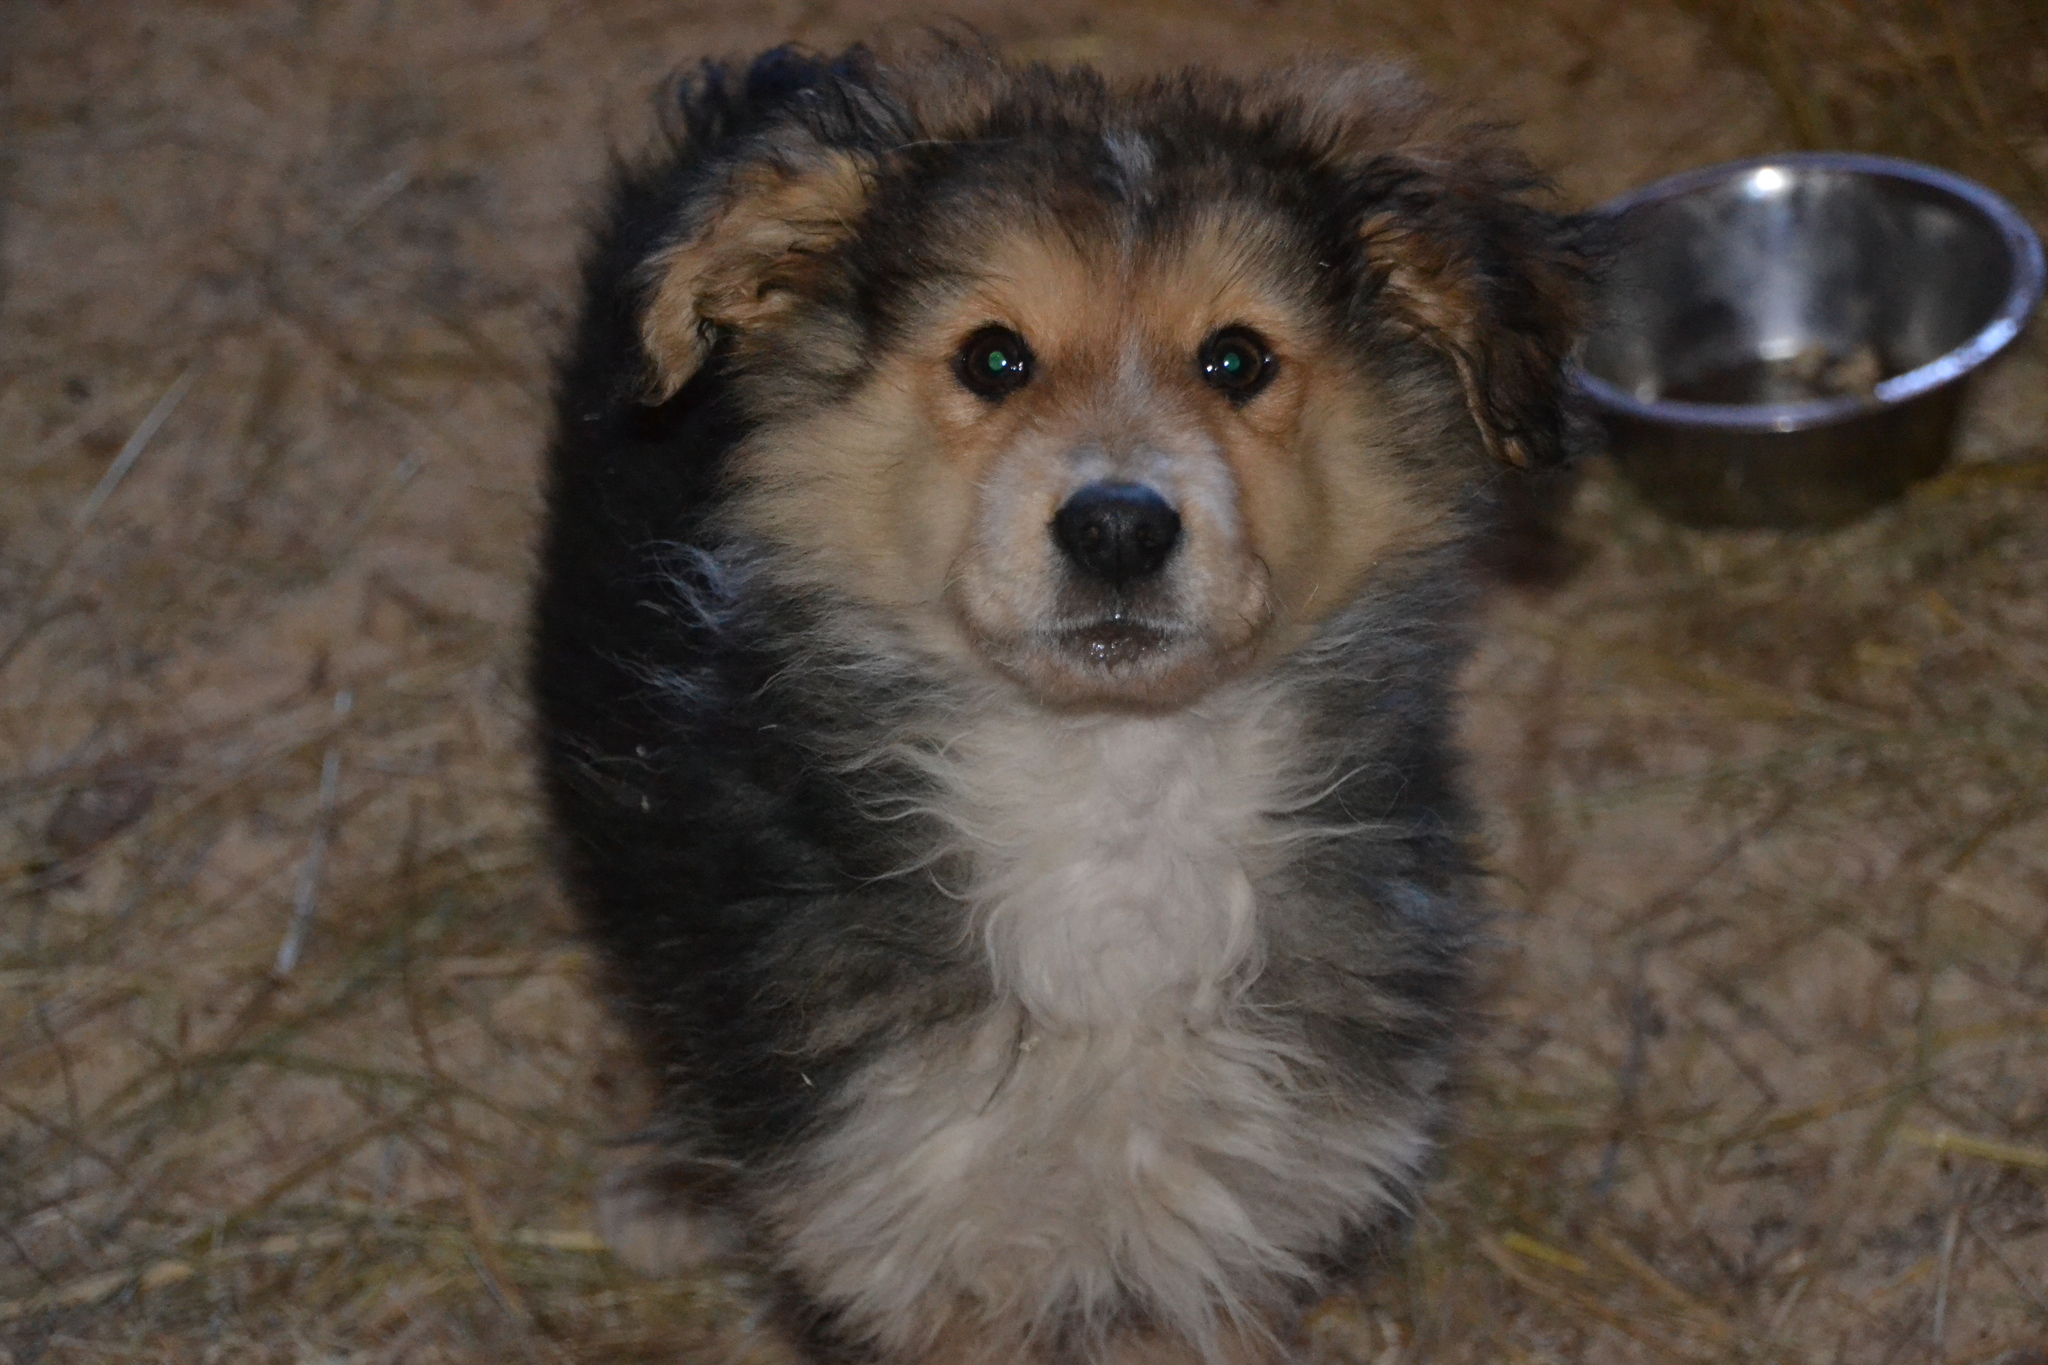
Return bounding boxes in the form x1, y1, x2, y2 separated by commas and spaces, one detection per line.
1198, 327, 1275, 401
957, 326, 1034, 400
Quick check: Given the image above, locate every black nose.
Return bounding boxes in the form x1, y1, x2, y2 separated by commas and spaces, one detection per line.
1051, 482, 1182, 587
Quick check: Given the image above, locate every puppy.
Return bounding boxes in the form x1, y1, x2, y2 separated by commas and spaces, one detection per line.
532, 42, 1588, 1365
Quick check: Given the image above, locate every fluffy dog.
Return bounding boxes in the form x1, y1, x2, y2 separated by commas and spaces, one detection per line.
532, 42, 1589, 1365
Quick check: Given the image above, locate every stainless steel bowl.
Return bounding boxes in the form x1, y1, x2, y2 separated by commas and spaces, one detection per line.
1574, 153, 2044, 528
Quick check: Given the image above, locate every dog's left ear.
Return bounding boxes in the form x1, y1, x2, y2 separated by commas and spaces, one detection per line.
639, 145, 875, 400
1353, 156, 1592, 470
1259, 61, 1592, 468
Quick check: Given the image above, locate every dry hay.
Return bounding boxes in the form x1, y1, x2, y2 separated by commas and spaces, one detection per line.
1682, 0, 2047, 217
2, 2, 2044, 1362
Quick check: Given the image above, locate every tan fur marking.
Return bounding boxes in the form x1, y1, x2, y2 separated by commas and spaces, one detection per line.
1359, 211, 1530, 467
641, 152, 872, 398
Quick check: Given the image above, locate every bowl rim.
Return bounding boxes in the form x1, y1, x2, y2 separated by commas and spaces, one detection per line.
1570, 152, 2046, 433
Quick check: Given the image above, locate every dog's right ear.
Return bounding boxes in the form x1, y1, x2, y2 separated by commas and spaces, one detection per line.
639, 145, 875, 400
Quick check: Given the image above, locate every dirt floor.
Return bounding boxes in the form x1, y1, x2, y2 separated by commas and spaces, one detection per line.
3, 2, 2046, 1362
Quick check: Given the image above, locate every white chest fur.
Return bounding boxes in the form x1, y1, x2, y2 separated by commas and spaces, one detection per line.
959, 702, 1280, 1027
773, 694, 1430, 1358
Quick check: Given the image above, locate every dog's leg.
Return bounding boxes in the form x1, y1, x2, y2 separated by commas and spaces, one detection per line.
594, 1143, 745, 1277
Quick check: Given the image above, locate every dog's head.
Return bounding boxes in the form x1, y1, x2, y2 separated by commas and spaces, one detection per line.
639, 48, 1590, 708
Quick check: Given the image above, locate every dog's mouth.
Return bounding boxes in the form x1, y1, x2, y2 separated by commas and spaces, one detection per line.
1059, 617, 1175, 671
960, 607, 1252, 709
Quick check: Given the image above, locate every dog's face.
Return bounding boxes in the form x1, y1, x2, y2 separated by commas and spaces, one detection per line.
639, 57, 1586, 709
713, 207, 1457, 708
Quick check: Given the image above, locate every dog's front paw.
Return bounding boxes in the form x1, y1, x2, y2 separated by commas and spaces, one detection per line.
595, 1147, 744, 1277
